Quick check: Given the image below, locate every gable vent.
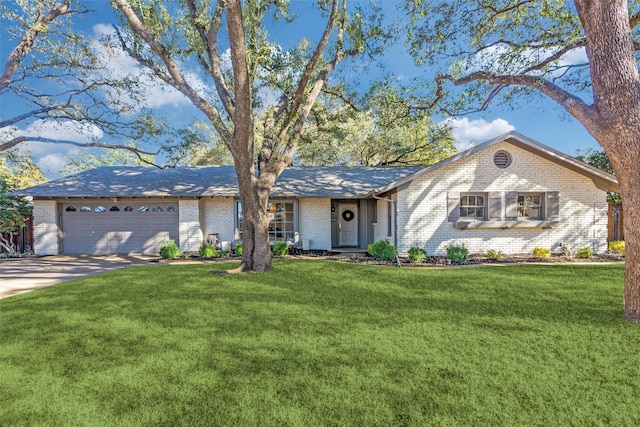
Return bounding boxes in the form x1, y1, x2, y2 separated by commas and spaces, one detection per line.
493, 150, 512, 169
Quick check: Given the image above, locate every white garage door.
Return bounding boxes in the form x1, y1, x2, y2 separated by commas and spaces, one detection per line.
61, 201, 179, 254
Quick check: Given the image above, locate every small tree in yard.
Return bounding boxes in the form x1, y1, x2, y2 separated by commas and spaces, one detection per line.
407, 0, 640, 322
0, 179, 32, 255
111, 0, 382, 273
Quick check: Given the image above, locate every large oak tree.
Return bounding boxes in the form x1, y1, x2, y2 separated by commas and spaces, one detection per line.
408, 0, 640, 322
111, 0, 381, 272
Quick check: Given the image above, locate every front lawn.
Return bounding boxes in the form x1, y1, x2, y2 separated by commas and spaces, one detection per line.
0, 260, 637, 426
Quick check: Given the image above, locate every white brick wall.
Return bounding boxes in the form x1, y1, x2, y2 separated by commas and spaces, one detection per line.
179, 199, 203, 252
299, 198, 332, 250
33, 200, 59, 255
397, 141, 610, 256
199, 197, 236, 244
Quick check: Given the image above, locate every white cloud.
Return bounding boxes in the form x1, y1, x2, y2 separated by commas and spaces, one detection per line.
37, 152, 75, 176
557, 46, 587, 68
443, 117, 515, 150
91, 24, 210, 110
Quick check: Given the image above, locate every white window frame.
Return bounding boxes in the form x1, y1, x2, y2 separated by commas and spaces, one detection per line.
235, 199, 298, 243
517, 193, 543, 220
459, 194, 486, 220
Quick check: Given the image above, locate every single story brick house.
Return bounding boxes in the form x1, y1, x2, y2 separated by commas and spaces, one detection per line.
13, 131, 619, 256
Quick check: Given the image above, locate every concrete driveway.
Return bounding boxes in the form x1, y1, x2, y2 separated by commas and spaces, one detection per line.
0, 255, 157, 299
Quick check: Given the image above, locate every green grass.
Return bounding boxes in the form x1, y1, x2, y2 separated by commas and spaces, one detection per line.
0, 260, 638, 426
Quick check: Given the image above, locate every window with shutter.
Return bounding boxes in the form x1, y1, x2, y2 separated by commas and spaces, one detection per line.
517, 194, 543, 220
489, 192, 502, 220
447, 192, 460, 222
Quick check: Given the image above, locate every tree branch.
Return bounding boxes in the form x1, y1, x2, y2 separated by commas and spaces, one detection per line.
1, 1, 81, 90
276, 0, 340, 143
185, 0, 234, 119
453, 71, 598, 127
112, 0, 232, 144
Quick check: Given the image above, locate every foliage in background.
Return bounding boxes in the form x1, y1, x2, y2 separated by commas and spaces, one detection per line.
532, 247, 552, 259
159, 239, 181, 260
608, 241, 625, 256
446, 244, 468, 263
234, 244, 243, 256
486, 249, 502, 260
408, 246, 427, 263
61, 146, 156, 175
199, 244, 216, 259
271, 242, 289, 256
576, 148, 621, 203
0, 150, 45, 189
0, 178, 33, 254
367, 239, 396, 261
297, 86, 456, 167
576, 247, 593, 259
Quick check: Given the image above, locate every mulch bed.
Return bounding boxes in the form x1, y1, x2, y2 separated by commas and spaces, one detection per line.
166, 249, 625, 268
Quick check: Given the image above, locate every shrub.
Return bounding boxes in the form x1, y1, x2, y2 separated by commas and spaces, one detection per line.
408, 247, 427, 263
272, 241, 289, 256
608, 240, 625, 255
486, 249, 503, 260
367, 239, 396, 261
234, 243, 243, 256
218, 249, 230, 257
199, 244, 216, 258
446, 245, 468, 263
576, 246, 593, 258
532, 247, 551, 259
159, 239, 181, 259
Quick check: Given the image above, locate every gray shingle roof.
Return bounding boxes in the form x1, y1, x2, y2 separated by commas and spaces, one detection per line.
12, 165, 424, 198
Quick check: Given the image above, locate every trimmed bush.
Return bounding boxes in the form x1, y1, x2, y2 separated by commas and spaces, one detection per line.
576, 246, 593, 258
486, 249, 503, 260
199, 244, 216, 258
532, 247, 551, 259
446, 245, 468, 263
159, 239, 181, 259
408, 247, 427, 263
367, 239, 396, 261
272, 241, 289, 256
234, 243, 243, 256
608, 240, 625, 255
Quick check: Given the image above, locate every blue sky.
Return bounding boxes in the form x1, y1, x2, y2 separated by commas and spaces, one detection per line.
0, 1, 601, 179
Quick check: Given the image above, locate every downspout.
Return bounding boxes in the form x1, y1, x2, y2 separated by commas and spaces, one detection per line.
372, 194, 401, 267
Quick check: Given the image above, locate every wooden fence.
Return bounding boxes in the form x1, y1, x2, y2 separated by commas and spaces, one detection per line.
608, 203, 624, 242
0, 217, 34, 254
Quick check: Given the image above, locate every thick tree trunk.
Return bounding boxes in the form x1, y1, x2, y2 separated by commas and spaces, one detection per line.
574, 0, 640, 322
224, 0, 274, 273
233, 166, 273, 273
617, 169, 640, 322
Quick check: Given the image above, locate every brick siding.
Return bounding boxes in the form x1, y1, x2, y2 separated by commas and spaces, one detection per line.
299, 198, 332, 250
179, 199, 203, 252
396, 142, 609, 256
33, 200, 58, 255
